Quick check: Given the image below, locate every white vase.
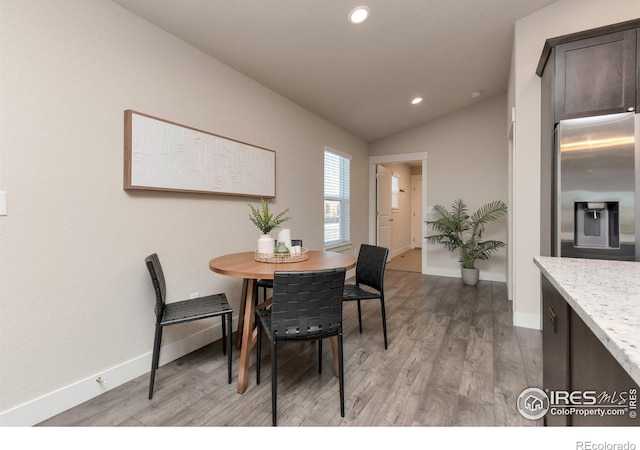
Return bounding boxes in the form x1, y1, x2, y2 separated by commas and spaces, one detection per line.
461, 267, 479, 286
257, 234, 275, 254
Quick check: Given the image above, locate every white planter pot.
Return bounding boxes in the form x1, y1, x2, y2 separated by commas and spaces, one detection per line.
461, 267, 479, 286
257, 234, 275, 254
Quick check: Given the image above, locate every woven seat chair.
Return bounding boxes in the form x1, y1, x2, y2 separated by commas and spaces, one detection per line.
342, 244, 389, 349
256, 239, 303, 302
145, 253, 233, 399
256, 268, 346, 426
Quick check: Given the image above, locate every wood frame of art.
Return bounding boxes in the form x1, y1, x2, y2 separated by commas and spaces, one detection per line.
124, 110, 276, 197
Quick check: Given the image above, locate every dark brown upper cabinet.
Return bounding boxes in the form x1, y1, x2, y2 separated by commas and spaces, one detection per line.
555, 30, 636, 120
537, 18, 640, 124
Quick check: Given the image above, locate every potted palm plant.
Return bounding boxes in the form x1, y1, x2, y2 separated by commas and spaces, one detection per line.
248, 198, 290, 254
425, 199, 507, 286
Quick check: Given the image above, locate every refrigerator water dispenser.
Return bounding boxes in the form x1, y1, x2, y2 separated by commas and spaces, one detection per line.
574, 201, 619, 249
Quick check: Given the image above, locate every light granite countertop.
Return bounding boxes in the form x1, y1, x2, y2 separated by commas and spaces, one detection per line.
534, 256, 640, 386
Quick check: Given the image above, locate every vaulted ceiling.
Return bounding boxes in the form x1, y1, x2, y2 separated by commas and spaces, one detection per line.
112, 0, 558, 142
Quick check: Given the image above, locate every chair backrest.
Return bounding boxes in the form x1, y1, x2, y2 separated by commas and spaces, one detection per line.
355, 244, 389, 293
271, 268, 346, 338
145, 253, 166, 319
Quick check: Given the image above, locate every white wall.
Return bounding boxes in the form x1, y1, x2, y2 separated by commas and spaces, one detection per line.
0, 0, 369, 424
508, 0, 640, 329
370, 94, 509, 281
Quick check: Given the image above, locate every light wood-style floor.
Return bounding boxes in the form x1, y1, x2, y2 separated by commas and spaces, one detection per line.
385, 248, 422, 273
38, 271, 542, 427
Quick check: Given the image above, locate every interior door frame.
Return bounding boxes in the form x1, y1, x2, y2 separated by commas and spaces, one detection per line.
369, 152, 428, 274
410, 175, 422, 249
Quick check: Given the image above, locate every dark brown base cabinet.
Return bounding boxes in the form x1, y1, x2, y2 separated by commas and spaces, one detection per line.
542, 276, 570, 426
542, 276, 639, 426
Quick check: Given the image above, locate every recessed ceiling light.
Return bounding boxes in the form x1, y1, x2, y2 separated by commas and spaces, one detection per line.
471, 90, 482, 98
411, 97, 423, 105
348, 6, 370, 24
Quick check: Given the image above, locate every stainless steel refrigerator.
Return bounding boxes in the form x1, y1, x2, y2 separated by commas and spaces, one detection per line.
555, 112, 639, 261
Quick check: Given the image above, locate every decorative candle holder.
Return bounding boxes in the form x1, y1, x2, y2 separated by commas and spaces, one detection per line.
277, 228, 292, 252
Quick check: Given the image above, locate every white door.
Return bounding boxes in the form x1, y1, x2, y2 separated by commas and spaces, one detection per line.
376, 165, 392, 249
411, 175, 422, 249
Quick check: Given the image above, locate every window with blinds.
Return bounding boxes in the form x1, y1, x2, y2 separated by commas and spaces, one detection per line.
392, 174, 400, 210
324, 148, 351, 248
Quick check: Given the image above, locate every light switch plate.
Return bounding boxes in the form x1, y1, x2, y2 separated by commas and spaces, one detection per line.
0, 191, 6, 216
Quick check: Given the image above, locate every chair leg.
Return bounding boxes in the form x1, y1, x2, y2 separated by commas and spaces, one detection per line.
318, 339, 322, 374
221, 314, 227, 356
357, 300, 363, 333
271, 338, 277, 426
148, 324, 163, 400
256, 316, 262, 385
338, 328, 345, 417
226, 313, 232, 384
380, 296, 388, 350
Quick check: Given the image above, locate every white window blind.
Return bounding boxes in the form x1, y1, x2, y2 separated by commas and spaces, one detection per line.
324, 149, 351, 248
392, 174, 400, 210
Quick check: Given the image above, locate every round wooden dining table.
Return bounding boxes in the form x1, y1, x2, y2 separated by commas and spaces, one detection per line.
209, 250, 356, 394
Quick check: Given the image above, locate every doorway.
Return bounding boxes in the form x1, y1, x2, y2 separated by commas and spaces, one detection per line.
369, 152, 428, 274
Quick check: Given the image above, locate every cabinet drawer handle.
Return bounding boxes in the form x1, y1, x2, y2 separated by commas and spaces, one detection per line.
549, 307, 558, 334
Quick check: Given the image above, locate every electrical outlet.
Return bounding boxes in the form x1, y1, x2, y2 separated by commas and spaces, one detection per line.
190, 292, 199, 299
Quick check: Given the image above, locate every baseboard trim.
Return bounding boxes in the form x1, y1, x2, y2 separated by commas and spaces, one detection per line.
0, 318, 235, 427
424, 266, 506, 283
513, 311, 542, 330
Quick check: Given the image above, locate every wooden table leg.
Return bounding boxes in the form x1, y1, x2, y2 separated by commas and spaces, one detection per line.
330, 336, 339, 377
235, 279, 248, 349
237, 278, 257, 394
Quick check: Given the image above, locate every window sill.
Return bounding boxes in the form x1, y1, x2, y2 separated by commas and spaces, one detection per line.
324, 242, 352, 253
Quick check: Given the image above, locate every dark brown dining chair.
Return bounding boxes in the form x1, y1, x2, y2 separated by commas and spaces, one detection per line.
342, 244, 389, 349
145, 253, 233, 399
256, 268, 346, 426
256, 239, 303, 302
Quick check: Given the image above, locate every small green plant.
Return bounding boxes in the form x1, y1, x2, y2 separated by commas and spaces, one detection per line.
426, 199, 507, 269
248, 198, 291, 234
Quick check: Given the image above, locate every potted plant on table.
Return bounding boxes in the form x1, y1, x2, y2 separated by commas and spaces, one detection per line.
248, 198, 290, 255
425, 199, 507, 286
